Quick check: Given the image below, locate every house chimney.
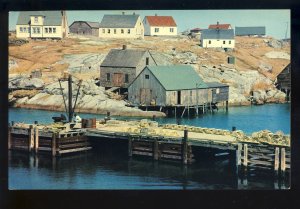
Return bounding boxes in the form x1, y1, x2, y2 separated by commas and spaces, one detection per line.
122, 11, 125, 15
146, 57, 149, 65
122, 45, 127, 50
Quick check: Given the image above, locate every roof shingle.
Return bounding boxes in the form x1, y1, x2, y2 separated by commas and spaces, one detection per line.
146, 65, 207, 90
101, 49, 147, 68
145, 16, 177, 27
17, 11, 63, 26
99, 14, 140, 28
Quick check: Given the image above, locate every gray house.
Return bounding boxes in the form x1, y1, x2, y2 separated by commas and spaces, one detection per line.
100, 46, 156, 89
69, 21, 100, 36
235, 26, 266, 36
128, 65, 209, 106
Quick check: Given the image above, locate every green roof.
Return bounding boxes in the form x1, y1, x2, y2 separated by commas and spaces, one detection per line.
147, 65, 207, 90
17, 11, 63, 26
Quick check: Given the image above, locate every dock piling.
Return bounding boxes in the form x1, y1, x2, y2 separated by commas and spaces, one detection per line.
8, 126, 12, 150
34, 126, 39, 154
280, 147, 286, 173
274, 147, 279, 173
243, 144, 248, 168
153, 138, 159, 160
182, 130, 188, 165
52, 133, 57, 157
128, 137, 133, 157
28, 125, 34, 152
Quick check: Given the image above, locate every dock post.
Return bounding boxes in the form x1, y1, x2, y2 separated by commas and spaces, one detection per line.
8, 125, 12, 150
182, 130, 188, 165
153, 138, 159, 160
152, 115, 156, 121
175, 107, 177, 118
34, 126, 39, 154
128, 137, 133, 157
236, 143, 242, 173
52, 133, 57, 157
226, 101, 228, 112
28, 125, 34, 152
243, 144, 248, 169
280, 147, 286, 174
274, 147, 279, 174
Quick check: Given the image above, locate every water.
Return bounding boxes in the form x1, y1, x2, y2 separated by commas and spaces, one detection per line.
8, 104, 291, 189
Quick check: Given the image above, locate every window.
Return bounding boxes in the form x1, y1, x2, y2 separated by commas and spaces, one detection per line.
108, 29, 110, 34
28, 27, 30, 33
121, 29, 124, 34
223, 41, 226, 44
33, 27, 37, 33
114, 29, 116, 34
106, 73, 110, 81
125, 74, 129, 83
170, 28, 174, 32
20, 27, 23, 32
209, 40, 211, 44
229, 41, 232, 44
37, 28, 40, 33
145, 74, 149, 79
155, 28, 159, 32
102, 29, 105, 33
45, 28, 48, 33
49, 28, 52, 33
34, 17, 38, 23
128, 29, 130, 34
53, 28, 56, 33
216, 88, 220, 94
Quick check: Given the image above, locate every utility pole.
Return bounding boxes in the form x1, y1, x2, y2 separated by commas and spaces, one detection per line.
196, 83, 199, 116
68, 74, 73, 122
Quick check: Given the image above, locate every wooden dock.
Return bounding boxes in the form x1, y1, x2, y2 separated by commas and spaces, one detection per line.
8, 119, 290, 176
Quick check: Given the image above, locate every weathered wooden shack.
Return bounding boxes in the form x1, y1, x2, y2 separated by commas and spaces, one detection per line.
69, 21, 100, 36
276, 63, 291, 100
206, 82, 229, 103
128, 65, 209, 107
100, 46, 156, 89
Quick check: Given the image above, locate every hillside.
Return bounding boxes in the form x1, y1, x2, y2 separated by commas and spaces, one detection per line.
8, 34, 290, 114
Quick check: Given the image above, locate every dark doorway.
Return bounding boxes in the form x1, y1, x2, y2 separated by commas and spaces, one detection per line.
177, 91, 181, 105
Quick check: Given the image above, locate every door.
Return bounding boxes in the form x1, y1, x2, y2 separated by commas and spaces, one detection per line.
208, 89, 213, 103
177, 91, 181, 105
140, 88, 152, 105
113, 73, 123, 86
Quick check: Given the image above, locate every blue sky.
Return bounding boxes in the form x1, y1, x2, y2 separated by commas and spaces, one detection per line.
9, 10, 290, 39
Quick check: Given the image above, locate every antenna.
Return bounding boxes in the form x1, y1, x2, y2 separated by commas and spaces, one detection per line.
285, 21, 289, 39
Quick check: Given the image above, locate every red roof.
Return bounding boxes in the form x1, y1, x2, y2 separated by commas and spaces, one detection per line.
146, 16, 177, 27
208, 24, 231, 29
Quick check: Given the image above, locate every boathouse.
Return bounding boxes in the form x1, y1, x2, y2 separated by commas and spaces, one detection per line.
235, 26, 266, 36
128, 65, 209, 107
99, 46, 156, 89
16, 11, 69, 39
276, 63, 291, 100
206, 82, 229, 103
69, 21, 100, 36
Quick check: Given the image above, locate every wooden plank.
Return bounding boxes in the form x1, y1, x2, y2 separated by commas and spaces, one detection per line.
11, 145, 28, 150
247, 159, 273, 166
38, 147, 52, 151
281, 148, 286, 172
11, 128, 29, 135
58, 147, 92, 154
132, 151, 153, 157
59, 142, 91, 149
274, 147, 279, 171
58, 136, 88, 144
247, 164, 273, 170
133, 147, 152, 152
38, 132, 53, 138
160, 154, 182, 160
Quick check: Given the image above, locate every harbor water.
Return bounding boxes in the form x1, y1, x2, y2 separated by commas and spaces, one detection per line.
8, 104, 290, 189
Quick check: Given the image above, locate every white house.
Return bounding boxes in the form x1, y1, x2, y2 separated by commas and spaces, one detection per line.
16, 11, 68, 39
99, 13, 144, 39
143, 15, 177, 36
201, 29, 235, 49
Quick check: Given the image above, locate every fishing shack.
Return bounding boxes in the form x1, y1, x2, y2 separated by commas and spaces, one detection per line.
128, 65, 211, 116
99, 46, 156, 92
206, 82, 229, 104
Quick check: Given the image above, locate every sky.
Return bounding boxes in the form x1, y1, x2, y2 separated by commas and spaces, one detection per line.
9, 10, 290, 39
